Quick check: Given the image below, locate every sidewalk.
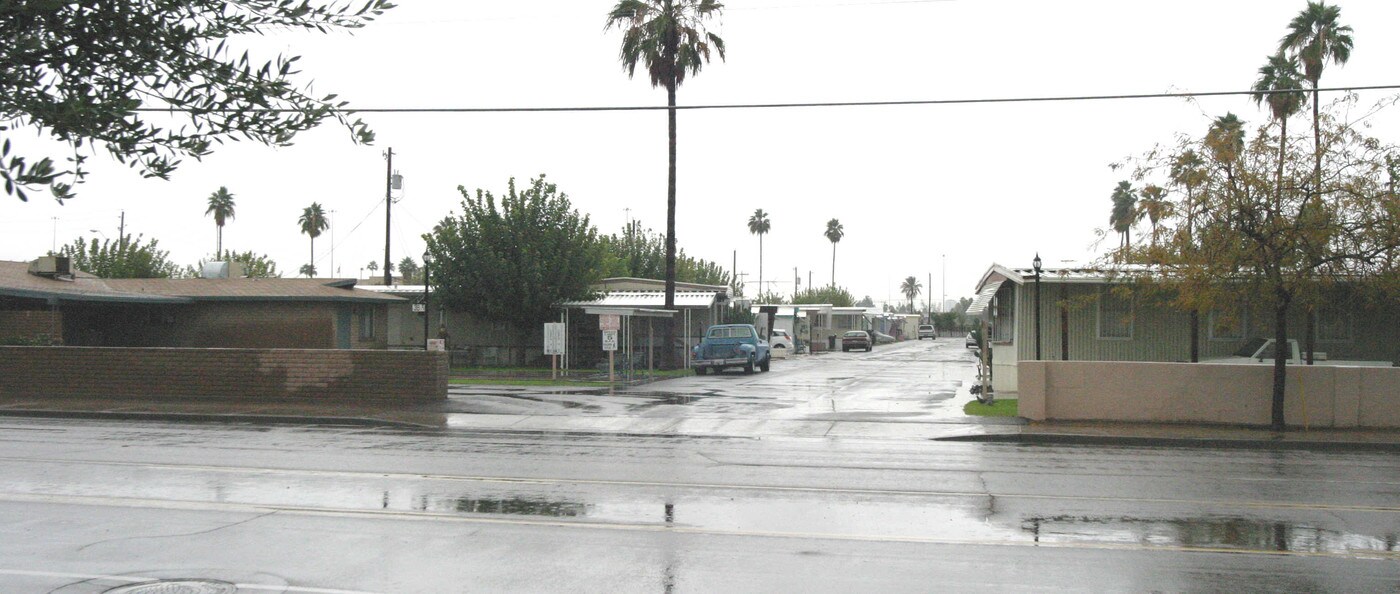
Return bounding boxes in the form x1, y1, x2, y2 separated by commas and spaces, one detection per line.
3, 394, 1399, 450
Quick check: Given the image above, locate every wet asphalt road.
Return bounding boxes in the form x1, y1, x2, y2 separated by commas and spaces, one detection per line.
2, 339, 1399, 592
448, 337, 980, 422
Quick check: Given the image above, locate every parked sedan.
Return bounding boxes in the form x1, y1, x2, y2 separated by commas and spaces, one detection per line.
965, 332, 978, 349
841, 330, 872, 352
917, 324, 937, 340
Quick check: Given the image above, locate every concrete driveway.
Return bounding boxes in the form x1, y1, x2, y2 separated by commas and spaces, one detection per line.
447, 337, 982, 423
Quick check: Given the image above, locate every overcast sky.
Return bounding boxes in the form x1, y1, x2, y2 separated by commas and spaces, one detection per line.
3, 0, 1398, 309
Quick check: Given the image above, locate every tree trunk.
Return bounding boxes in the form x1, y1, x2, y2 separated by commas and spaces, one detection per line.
309, 238, 314, 277
1271, 296, 1291, 430
216, 226, 222, 256
831, 243, 836, 287
758, 234, 763, 298
1189, 309, 1199, 363
1307, 87, 1322, 366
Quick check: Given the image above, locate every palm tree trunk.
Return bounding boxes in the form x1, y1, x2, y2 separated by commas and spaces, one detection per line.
216, 225, 222, 256
309, 238, 314, 278
758, 234, 763, 298
663, 73, 678, 367
831, 243, 836, 287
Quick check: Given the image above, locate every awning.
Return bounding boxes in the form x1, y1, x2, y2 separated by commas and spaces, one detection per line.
965, 280, 1004, 316
582, 306, 676, 318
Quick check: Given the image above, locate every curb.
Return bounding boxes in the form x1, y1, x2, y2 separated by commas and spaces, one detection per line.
0, 408, 431, 429
937, 432, 1400, 452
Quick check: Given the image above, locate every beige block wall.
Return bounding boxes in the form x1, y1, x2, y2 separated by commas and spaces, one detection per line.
1020, 360, 1400, 428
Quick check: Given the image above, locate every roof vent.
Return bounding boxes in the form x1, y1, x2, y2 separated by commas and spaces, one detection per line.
200, 261, 246, 279
28, 256, 72, 278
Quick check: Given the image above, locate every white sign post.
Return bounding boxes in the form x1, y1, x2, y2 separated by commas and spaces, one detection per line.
602, 329, 619, 383
544, 322, 566, 379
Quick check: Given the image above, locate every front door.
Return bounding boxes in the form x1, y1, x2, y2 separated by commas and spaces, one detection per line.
336, 305, 352, 349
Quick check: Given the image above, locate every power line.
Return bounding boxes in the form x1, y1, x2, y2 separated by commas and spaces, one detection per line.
132, 84, 1400, 115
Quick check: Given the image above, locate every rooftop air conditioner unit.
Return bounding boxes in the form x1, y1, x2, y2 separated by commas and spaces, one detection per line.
200, 261, 247, 279
28, 256, 71, 277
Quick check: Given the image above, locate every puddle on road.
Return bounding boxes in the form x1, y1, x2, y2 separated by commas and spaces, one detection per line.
1021, 514, 1400, 555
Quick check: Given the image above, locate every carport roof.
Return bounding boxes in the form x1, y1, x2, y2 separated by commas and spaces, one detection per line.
557, 290, 721, 310
0, 260, 402, 304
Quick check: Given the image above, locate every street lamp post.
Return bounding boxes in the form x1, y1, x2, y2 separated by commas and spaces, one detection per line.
1032, 253, 1043, 361
422, 250, 431, 351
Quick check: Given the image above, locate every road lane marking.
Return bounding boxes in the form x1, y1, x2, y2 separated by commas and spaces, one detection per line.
3, 492, 1397, 562
2, 455, 1400, 515
0, 569, 380, 593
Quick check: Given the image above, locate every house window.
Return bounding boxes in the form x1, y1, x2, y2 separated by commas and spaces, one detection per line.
1316, 305, 1353, 342
1208, 307, 1245, 341
835, 315, 856, 330
991, 288, 1015, 342
358, 306, 375, 340
809, 313, 827, 328
1097, 287, 1133, 340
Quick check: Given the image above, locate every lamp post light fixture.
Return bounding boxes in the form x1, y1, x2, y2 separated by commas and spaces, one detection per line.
1032, 253, 1043, 361
422, 250, 431, 351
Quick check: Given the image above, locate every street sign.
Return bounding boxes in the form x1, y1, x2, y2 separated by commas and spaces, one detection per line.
599, 314, 620, 331
602, 330, 618, 351
543, 322, 566, 355
411, 303, 426, 313
426, 339, 446, 352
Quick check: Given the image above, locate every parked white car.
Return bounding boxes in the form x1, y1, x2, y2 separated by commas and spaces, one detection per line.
769, 329, 794, 355
1202, 338, 1393, 367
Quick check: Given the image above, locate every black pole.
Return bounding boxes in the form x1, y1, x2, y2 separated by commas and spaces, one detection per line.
384, 148, 394, 286
423, 251, 430, 350
1034, 270, 1042, 361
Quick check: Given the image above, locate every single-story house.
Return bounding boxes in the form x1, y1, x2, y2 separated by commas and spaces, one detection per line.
364, 277, 732, 368
968, 262, 1400, 394
0, 257, 401, 349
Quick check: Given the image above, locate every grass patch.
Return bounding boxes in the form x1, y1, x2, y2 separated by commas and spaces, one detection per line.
963, 399, 1019, 417
449, 378, 613, 387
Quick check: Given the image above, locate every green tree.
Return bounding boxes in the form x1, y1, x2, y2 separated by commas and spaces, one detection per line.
1109, 180, 1137, 249
824, 218, 844, 286
299, 263, 316, 278
605, 0, 726, 315
855, 295, 875, 307
425, 175, 604, 330
899, 276, 922, 313
599, 220, 730, 286
298, 202, 328, 277
0, 1, 391, 202
398, 257, 421, 284
748, 208, 770, 294
366, 260, 378, 277
54, 235, 179, 278
1117, 104, 1399, 430
792, 286, 854, 307
205, 186, 236, 255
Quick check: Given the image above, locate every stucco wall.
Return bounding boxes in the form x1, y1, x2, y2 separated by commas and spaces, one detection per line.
1019, 360, 1400, 428
0, 346, 447, 402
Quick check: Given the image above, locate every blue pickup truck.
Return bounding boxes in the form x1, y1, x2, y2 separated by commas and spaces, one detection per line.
693, 324, 771, 375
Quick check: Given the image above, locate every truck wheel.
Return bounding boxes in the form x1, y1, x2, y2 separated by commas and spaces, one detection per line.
759, 356, 770, 372
744, 360, 754, 374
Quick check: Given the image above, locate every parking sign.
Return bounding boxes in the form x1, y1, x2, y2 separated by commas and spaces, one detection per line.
602, 330, 618, 351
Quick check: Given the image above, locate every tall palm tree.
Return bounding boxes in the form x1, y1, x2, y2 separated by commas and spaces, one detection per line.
899, 276, 922, 314
1252, 53, 1308, 208
606, 0, 726, 314
205, 186, 235, 256
1279, 1, 1352, 203
1206, 113, 1246, 200
747, 209, 770, 296
1109, 180, 1137, 249
1137, 184, 1171, 247
824, 218, 844, 287
1169, 149, 1207, 243
298, 202, 328, 278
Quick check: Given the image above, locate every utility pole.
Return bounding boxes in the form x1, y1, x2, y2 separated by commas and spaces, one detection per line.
793, 267, 799, 299
808, 270, 812, 291
118, 210, 126, 249
383, 148, 394, 286
329, 209, 336, 277
50, 217, 57, 253
941, 254, 946, 314
928, 272, 932, 322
